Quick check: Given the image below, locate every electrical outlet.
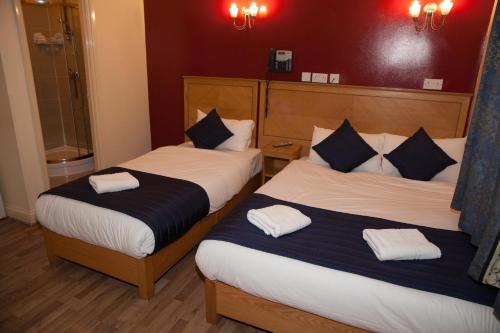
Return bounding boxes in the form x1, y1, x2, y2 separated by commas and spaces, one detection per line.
423, 79, 443, 90
301, 72, 312, 82
312, 73, 328, 84
329, 73, 340, 84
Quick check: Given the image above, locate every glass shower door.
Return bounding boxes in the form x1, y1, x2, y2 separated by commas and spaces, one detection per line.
22, 0, 92, 164
58, 2, 93, 161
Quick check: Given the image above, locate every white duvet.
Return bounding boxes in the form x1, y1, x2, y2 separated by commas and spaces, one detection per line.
196, 160, 500, 333
36, 146, 262, 258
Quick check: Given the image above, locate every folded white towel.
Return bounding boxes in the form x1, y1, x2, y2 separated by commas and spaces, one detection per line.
247, 205, 311, 238
89, 172, 139, 194
33, 32, 47, 43
363, 229, 441, 261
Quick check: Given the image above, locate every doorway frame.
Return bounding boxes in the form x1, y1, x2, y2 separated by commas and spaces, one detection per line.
78, 0, 101, 168
14, 0, 101, 179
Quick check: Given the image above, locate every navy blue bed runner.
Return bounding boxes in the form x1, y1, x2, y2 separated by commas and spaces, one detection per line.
41, 167, 210, 253
205, 193, 497, 307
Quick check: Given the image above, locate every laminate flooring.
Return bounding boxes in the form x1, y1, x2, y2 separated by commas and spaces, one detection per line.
0, 218, 264, 333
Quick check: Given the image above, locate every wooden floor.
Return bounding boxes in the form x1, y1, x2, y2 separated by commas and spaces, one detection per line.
0, 218, 265, 333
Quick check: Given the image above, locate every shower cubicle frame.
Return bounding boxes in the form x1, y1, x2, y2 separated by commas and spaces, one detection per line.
21, 0, 94, 165
14, 0, 100, 176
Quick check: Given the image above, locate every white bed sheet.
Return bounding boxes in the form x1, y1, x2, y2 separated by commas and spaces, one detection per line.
36, 145, 262, 259
257, 159, 460, 231
196, 160, 499, 333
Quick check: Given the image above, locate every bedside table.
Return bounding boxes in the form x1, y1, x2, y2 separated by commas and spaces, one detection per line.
261, 142, 301, 183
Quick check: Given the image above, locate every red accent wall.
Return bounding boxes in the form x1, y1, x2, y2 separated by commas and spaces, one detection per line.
144, 0, 494, 148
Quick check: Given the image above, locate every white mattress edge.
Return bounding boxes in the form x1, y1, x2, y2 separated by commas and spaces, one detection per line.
196, 239, 499, 333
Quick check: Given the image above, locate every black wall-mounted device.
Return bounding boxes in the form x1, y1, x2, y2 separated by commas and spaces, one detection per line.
268, 48, 293, 73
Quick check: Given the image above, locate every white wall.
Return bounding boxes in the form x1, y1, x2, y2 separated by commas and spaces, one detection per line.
0, 0, 50, 224
0, 57, 30, 219
82, 0, 151, 169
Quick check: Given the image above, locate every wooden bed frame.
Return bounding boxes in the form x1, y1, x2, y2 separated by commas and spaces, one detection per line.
42, 173, 260, 299
203, 80, 472, 331
258, 80, 471, 156
184, 76, 260, 146
41, 76, 261, 299
205, 280, 370, 333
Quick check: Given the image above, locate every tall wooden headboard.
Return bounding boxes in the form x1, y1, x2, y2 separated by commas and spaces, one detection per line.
258, 80, 472, 154
184, 76, 259, 147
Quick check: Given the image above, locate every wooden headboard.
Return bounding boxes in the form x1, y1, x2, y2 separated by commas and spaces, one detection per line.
258, 81, 471, 154
184, 76, 259, 147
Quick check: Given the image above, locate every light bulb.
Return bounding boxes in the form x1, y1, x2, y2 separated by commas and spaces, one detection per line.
229, 3, 239, 18
249, 2, 259, 17
440, 0, 453, 15
260, 5, 267, 15
424, 2, 438, 14
409, 1, 421, 18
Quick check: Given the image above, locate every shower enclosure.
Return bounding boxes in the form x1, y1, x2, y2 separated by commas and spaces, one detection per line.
22, 0, 94, 182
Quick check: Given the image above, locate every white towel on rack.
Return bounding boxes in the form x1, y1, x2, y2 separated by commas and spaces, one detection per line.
33, 32, 48, 44
247, 205, 311, 238
89, 172, 139, 194
50, 32, 65, 45
363, 229, 441, 261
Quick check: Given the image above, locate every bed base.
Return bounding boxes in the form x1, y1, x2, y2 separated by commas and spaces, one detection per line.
41, 173, 261, 300
205, 279, 371, 333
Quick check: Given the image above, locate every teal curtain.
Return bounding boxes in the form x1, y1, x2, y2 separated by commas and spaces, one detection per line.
451, 3, 499, 311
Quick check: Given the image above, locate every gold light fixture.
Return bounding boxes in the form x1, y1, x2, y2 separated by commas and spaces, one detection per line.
229, 2, 267, 30
409, 0, 453, 31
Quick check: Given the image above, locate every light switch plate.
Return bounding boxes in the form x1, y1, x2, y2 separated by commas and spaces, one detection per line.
312, 73, 328, 84
301, 72, 312, 82
423, 78, 443, 90
329, 73, 340, 84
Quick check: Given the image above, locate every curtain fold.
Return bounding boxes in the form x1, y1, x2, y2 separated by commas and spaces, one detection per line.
451, 2, 499, 312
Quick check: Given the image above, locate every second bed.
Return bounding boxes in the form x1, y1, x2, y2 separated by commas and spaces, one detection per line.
196, 159, 499, 333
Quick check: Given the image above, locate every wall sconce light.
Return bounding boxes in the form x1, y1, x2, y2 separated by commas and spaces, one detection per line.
229, 2, 267, 30
409, 0, 453, 31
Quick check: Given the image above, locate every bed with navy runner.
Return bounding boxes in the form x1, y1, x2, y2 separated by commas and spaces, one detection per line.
40, 167, 210, 253
204, 193, 497, 307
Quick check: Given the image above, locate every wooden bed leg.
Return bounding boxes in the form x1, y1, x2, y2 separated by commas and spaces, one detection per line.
137, 257, 154, 300
205, 279, 220, 325
41, 228, 61, 266
45, 246, 62, 265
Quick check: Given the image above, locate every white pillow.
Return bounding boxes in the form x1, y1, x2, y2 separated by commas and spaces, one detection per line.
381, 133, 408, 177
309, 126, 384, 173
197, 110, 254, 152
432, 137, 466, 182
382, 133, 466, 183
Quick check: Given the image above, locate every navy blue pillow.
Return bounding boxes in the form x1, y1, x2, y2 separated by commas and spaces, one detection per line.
312, 119, 377, 173
185, 109, 233, 149
384, 128, 457, 181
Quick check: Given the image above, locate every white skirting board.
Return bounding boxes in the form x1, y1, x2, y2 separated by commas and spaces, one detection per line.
0, 192, 6, 219
5, 204, 36, 224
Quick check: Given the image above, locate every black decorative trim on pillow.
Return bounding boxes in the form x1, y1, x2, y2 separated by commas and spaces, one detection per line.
312, 119, 377, 173
185, 109, 233, 149
384, 127, 457, 181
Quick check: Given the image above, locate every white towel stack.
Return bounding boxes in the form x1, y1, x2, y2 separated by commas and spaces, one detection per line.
89, 172, 140, 194
363, 228, 441, 261
33, 32, 48, 44
247, 205, 311, 238
50, 32, 65, 45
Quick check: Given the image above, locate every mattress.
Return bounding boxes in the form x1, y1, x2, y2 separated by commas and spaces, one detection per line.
196, 160, 500, 333
36, 145, 262, 258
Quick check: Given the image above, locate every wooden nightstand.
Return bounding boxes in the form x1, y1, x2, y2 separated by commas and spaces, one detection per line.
261, 142, 301, 183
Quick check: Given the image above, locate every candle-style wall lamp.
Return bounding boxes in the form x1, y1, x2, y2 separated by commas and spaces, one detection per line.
229, 2, 267, 30
409, 0, 453, 31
